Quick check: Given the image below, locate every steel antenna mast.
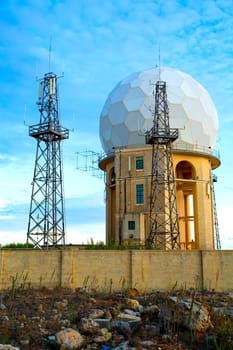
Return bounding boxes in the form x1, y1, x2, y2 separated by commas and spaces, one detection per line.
27, 72, 69, 248
212, 174, 221, 250
145, 79, 180, 250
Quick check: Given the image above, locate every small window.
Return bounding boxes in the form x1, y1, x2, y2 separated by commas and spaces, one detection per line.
128, 221, 135, 230
136, 184, 144, 204
136, 156, 144, 170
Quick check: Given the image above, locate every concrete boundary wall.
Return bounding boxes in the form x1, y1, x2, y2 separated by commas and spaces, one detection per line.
0, 249, 232, 292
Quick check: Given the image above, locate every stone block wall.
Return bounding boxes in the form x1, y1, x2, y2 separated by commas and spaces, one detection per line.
0, 249, 232, 292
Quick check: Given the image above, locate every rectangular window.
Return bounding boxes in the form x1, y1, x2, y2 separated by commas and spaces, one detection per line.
128, 221, 135, 230
136, 184, 144, 204
136, 156, 144, 170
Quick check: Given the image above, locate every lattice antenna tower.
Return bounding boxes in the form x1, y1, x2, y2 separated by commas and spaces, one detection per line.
27, 71, 69, 248
145, 78, 180, 250
212, 174, 221, 250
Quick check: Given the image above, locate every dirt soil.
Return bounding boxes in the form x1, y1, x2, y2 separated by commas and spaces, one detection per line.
0, 287, 232, 349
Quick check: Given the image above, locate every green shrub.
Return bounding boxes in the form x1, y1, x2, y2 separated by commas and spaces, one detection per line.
2, 242, 35, 249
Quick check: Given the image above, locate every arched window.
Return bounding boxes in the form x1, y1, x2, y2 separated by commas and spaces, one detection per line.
109, 167, 116, 185
176, 161, 195, 180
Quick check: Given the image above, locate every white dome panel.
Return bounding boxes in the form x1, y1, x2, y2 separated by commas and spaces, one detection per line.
139, 103, 154, 122
123, 87, 145, 110
169, 104, 186, 129
121, 72, 138, 85
182, 98, 204, 123
101, 115, 112, 141
101, 98, 111, 118
128, 131, 143, 145
110, 83, 131, 104
125, 111, 144, 132
182, 120, 193, 144
167, 85, 185, 104
162, 69, 183, 86
181, 79, 201, 99
200, 90, 218, 123
190, 121, 204, 143
111, 124, 128, 147
131, 78, 144, 88
108, 102, 127, 125
142, 118, 153, 132
139, 80, 154, 96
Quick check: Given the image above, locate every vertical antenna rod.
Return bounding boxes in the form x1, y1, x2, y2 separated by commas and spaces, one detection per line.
27, 72, 69, 249
48, 37, 52, 72
145, 78, 180, 250
158, 46, 161, 80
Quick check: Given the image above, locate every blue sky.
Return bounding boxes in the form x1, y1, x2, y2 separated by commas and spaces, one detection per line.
0, 0, 233, 248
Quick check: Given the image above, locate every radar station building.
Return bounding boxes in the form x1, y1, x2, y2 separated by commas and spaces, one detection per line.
99, 67, 220, 250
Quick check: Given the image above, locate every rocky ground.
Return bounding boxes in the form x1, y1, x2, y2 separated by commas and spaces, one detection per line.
0, 286, 232, 350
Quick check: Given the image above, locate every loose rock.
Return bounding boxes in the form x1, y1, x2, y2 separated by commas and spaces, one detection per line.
159, 296, 213, 332
55, 328, 84, 349
93, 327, 112, 343
0, 304, 6, 310
126, 298, 140, 310
80, 317, 99, 334
112, 320, 132, 335
88, 308, 105, 319
117, 312, 141, 322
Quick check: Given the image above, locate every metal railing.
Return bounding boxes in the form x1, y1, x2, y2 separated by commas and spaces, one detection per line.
99, 142, 220, 162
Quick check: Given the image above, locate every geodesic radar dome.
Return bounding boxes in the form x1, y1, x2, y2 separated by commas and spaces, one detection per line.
99, 67, 218, 154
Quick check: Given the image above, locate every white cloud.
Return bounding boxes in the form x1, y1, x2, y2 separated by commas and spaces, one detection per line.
66, 222, 106, 245
0, 215, 15, 220
0, 200, 11, 211
0, 230, 26, 245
